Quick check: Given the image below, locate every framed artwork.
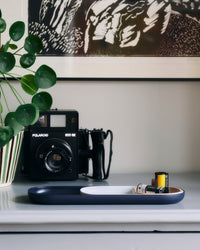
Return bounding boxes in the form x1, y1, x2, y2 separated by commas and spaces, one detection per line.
1, 0, 200, 80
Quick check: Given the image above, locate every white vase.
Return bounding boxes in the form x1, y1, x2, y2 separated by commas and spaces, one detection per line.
0, 131, 24, 187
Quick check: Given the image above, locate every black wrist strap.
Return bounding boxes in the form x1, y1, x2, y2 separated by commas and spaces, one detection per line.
103, 130, 113, 179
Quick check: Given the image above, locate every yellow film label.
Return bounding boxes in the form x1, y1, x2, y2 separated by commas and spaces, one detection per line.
157, 174, 166, 187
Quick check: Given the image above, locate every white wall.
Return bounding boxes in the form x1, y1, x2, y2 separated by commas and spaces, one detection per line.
5, 80, 200, 174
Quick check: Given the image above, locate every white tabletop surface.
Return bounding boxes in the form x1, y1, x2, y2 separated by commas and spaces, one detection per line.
0, 173, 199, 232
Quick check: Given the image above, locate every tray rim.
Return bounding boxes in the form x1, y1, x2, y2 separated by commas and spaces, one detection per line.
80, 186, 184, 196
28, 185, 185, 205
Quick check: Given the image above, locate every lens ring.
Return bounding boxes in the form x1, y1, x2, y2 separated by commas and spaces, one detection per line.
35, 138, 73, 173
44, 147, 72, 173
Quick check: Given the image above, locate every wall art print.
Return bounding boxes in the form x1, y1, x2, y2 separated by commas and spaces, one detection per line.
29, 0, 200, 57
2, 0, 200, 79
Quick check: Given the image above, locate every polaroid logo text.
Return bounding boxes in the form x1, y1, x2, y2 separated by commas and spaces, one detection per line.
32, 134, 49, 138
65, 133, 76, 137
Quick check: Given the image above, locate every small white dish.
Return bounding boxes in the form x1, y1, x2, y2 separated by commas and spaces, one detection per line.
80, 186, 135, 195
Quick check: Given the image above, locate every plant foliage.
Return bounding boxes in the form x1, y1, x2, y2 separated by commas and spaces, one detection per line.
0, 10, 57, 147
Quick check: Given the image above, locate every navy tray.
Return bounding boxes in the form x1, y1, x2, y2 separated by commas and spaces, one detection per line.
28, 186, 185, 205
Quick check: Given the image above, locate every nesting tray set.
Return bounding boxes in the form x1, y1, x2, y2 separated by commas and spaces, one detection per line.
28, 185, 185, 205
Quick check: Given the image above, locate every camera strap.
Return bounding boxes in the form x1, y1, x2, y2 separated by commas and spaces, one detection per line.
81, 129, 113, 180
103, 130, 113, 179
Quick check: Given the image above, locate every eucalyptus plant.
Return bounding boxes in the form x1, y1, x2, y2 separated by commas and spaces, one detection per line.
0, 10, 57, 148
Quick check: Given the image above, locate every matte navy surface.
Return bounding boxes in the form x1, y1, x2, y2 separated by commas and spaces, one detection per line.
28, 186, 185, 205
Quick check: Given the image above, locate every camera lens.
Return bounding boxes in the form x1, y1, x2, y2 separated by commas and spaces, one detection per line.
35, 139, 73, 174
45, 148, 72, 173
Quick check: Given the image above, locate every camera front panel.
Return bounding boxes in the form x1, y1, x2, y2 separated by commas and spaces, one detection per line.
24, 110, 79, 181
29, 132, 78, 180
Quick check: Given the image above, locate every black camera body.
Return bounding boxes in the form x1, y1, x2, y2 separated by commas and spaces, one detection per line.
23, 110, 113, 181
24, 110, 79, 180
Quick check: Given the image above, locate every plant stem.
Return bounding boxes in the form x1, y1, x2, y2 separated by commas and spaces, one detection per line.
4, 73, 21, 81
3, 75, 24, 105
13, 46, 24, 55
0, 101, 3, 125
7, 72, 22, 77
0, 84, 10, 112
10, 83, 25, 104
15, 65, 35, 74
5, 72, 36, 95
0, 113, 3, 125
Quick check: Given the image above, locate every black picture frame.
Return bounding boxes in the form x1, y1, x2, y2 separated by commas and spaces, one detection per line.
1, 0, 200, 80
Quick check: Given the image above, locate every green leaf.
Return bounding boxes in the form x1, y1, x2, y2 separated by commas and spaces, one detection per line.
0, 126, 14, 148
9, 44, 18, 50
5, 112, 23, 136
15, 103, 39, 126
34, 65, 56, 89
21, 74, 38, 95
0, 52, 15, 73
24, 35, 43, 54
32, 92, 52, 111
2, 41, 10, 52
9, 21, 25, 41
0, 18, 6, 33
20, 53, 36, 68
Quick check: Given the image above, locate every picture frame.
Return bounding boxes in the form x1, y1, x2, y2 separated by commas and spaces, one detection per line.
1, 0, 200, 80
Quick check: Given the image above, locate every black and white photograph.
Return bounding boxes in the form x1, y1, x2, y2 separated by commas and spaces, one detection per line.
1, 0, 200, 78
28, 0, 200, 57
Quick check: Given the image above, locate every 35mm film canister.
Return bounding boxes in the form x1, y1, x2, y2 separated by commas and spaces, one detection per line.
136, 183, 167, 194
155, 172, 169, 192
